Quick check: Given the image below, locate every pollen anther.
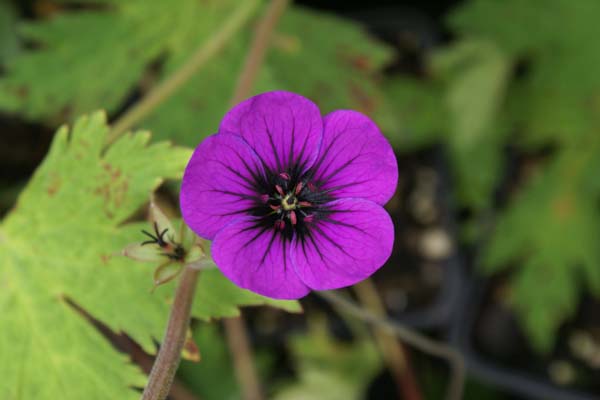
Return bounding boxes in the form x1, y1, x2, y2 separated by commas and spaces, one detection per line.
275, 185, 284, 196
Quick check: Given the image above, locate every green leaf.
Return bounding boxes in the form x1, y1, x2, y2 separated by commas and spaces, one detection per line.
483, 146, 600, 352
432, 40, 510, 150
0, 0, 19, 65
381, 77, 446, 150
178, 321, 278, 400
434, 40, 510, 210
0, 2, 395, 147
143, 35, 279, 146
273, 318, 381, 400
443, 0, 600, 351
0, 0, 249, 121
266, 6, 396, 133
386, 39, 510, 210
449, 0, 600, 146
144, 5, 396, 146
0, 112, 299, 399
193, 268, 302, 319
178, 323, 241, 400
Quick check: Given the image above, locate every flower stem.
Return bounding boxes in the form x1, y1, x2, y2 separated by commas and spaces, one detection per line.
223, 317, 264, 400
141, 265, 200, 400
317, 290, 465, 400
107, 0, 260, 145
230, 0, 290, 105
353, 280, 423, 400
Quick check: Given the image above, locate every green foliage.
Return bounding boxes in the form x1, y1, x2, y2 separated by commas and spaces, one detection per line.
0, 1, 18, 64
433, 39, 510, 210
273, 319, 381, 400
449, 0, 600, 146
0, 112, 299, 399
178, 322, 276, 400
387, 39, 510, 210
0, 0, 244, 121
385, 0, 600, 351
452, 0, 600, 352
483, 146, 600, 352
383, 77, 446, 150
178, 323, 241, 400
146, 5, 396, 145
3, 0, 598, 374
0, 1, 394, 146
266, 7, 396, 132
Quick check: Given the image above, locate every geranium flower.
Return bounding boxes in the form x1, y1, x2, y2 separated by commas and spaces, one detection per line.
180, 91, 397, 299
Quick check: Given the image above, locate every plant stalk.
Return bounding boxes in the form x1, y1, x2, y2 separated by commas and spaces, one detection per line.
353, 280, 423, 400
107, 0, 259, 144
317, 290, 465, 400
223, 317, 264, 400
141, 266, 200, 400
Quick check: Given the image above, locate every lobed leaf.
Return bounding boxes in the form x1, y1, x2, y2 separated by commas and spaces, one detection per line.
483, 147, 600, 352
0, 112, 299, 399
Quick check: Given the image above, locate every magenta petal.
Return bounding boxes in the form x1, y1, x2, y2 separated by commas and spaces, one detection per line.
292, 198, 394, 290
211, 217, 310, 299
310, 110, 398, 205
219, 91, 322, 174
180, 134, 266, 240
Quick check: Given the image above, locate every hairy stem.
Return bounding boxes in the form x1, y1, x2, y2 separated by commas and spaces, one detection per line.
107, 0, 259, 144
317, 290, 465, 400
141, 266, 200, 400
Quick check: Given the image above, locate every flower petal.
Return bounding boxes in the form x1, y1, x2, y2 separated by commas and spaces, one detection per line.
292, 198, 394, 290
180, 134, 266, 240
309, 110, 398, 205
219, 91, 322, 175
211, 217, 310, 299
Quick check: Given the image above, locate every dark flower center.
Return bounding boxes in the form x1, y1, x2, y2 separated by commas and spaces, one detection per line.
248, 168, 332, 241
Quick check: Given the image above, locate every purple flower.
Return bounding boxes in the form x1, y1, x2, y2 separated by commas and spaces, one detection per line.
180, 91, 397, 299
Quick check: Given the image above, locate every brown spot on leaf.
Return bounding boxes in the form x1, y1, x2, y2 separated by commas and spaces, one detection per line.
349, 55, 371, 71
94, 163, 129, 217
15, 86, 29, 99
46, 174, 61, 197
102, 162, 122, 182
551, 194, 574, 221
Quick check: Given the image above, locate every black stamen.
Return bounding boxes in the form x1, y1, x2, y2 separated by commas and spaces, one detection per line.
139, 222, 186, 261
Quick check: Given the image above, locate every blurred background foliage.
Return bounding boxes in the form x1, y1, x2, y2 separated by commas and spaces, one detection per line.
2, 0, 600, 398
